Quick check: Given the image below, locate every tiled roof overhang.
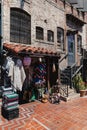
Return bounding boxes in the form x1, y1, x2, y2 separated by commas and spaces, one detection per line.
3, 43, 60, 58
66, 14, 86, 26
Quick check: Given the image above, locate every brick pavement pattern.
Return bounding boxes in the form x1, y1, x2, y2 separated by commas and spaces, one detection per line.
0, 97, 87, 129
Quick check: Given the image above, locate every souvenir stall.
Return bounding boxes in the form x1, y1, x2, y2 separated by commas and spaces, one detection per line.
1, 43, 61, 105
22, 56, 47, 102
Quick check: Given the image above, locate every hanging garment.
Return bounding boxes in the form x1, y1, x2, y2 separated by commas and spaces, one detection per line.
52, 63, 56, 72
8, 60, 14, 82
3, 57, 14, 73
3, 56, 14, 73
3, 57, 14, 87
23, 57, 31, 66
29, 65, 34, 82
13, 59, 26, 91
8, 59, 26, 91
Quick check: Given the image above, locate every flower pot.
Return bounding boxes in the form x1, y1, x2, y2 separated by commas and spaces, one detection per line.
80, 90, 86, 97
85, 89, 87, 95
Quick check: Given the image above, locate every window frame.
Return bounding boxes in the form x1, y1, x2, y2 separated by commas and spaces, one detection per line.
36, 26, 44, 40
57, 27, 64, 50
10, 8, 31, 44
77, 35, 82, 54
47, 30, 54, 42
57, 27, 64, 43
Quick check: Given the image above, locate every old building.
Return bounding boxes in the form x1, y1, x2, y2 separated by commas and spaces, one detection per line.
0, 0, 87, 101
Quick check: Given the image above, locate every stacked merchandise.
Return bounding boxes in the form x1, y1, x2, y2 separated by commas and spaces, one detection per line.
33, 63, 46, 99
1, 87, 19, 120
2, 87, 14, 96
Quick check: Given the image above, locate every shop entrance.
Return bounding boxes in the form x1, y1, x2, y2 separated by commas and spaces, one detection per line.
2, 42, 61, 105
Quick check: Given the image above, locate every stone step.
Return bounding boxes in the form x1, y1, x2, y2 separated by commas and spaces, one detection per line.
61, 92, 80, 102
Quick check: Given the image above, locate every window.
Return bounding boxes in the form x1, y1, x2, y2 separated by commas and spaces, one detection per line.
57, 27, 64, 43
77, 35, 82, 53
57, 27, 64, 50
68, 34, 75, 53
10, 8, 31, 44
47, 30, 54, 42
36, 27, 44, 40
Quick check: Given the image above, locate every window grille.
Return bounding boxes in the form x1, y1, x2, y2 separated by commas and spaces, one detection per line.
10, 8, 31, 44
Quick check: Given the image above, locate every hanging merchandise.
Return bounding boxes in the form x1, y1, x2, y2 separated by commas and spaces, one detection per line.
32, 61, 47, 100
3, 56, 14, 72
16, 59, 22, 67
13, 59, 26, 91
23, 57, 31, 66
8, 59, 26, 91
52, 63, 56, 72
33, 62, 46, 83
3, 56, 14, 87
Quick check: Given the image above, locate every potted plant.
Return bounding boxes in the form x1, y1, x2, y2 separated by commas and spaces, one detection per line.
73, 73, 86, 97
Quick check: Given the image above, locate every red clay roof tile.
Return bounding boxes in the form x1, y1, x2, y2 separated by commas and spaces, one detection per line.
3, 43, 58, 56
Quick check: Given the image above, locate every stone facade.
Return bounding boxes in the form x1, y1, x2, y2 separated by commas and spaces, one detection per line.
1, 0, 87, 68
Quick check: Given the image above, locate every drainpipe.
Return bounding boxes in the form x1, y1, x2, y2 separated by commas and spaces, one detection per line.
0, 0, 4, 85
1, 0, 3, 53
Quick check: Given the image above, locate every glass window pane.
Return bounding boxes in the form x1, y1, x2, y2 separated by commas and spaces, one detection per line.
36, 27, 44, 40
77, 35, 82, 53
47, 30, 54, 42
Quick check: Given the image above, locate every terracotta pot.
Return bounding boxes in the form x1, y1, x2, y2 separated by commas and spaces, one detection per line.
80, 90, 86, 97
41, 98, 48, 103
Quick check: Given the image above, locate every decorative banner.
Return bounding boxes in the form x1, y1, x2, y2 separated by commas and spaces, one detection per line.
23, 57, 31, 66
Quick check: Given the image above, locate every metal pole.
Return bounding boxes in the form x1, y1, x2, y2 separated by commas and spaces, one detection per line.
0, 0, 4, 85
1, 0, 3, 53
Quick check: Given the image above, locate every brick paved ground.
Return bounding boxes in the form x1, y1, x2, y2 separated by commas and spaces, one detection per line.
0, 97, 87, 130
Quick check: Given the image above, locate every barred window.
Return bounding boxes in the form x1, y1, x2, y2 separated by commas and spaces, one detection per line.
10, 8, 31, 44
47, 30, 54, 42
36, 27, 44, 40
77, 35, 82, 53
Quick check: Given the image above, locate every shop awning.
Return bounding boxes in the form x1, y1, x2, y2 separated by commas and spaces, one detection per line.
3, 43, 60, 58
66, 14, 86, 26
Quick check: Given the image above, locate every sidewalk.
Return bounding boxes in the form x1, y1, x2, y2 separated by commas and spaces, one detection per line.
0, 97, 87, 130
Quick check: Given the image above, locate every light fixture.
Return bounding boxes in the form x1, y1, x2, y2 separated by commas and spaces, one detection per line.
39, 57, 42, 62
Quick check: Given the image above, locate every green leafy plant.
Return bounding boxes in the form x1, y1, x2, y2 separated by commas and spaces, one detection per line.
73, 73, 86, 93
